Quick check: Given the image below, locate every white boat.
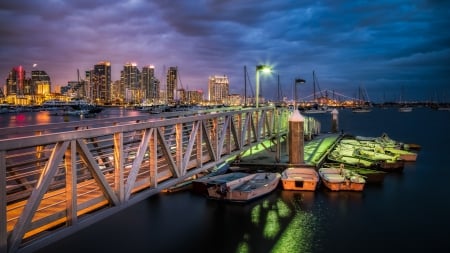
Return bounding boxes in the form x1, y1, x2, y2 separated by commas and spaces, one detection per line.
318, 165, 366, 191
164, 163, 231, 193
352, 106, 372, 113
281, 167, 319, 191
192, 171, 249, 195
303, 108, 328, 114
206, 172, 281, 202
398, 106, 413, 112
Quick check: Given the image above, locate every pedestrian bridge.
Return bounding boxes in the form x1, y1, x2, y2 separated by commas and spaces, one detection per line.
0, 106, 321, 253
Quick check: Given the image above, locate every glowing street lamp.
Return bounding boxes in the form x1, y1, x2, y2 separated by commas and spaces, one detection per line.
294, 78, 306, 109
255, 65, 272, 108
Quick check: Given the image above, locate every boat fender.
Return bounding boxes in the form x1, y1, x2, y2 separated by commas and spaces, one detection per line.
218, 184, 228, 195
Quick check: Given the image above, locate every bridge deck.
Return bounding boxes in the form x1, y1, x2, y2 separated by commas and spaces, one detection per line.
1, 107, 324, 253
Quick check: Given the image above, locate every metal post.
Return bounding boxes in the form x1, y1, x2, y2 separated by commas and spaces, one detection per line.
256, 68, 260, 108
288, 109, 304, 165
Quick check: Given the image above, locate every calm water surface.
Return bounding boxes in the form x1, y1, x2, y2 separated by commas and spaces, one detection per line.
4, 107, 450, 253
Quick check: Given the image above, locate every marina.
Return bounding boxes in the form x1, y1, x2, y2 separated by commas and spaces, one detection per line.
1, 106, 449, 253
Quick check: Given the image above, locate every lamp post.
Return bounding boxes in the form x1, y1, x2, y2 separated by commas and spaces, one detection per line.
293, 78, 306, 110
255, 65, 271, 108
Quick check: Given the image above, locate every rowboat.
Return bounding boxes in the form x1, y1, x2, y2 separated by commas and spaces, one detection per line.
327, 150, 376, 168
164, 162, 231, 193
384, 147, 418, 162
192, 171, 249, 195
280, 167, 319, 191
206, 172, 281, 202
318, 165, 366, 191
355, 149, 405, 172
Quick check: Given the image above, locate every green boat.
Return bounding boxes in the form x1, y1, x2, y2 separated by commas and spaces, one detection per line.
327, 150, 377, 168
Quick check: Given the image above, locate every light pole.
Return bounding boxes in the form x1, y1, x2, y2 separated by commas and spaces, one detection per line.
255, 65, 271, 108
294, 78, 306, 109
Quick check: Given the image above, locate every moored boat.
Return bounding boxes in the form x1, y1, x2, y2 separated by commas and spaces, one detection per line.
323, 163, 386, 184
192, 171, 248, 195
327, 150, 376, 168
281, 167, 319, 191
398, 106, 413, 112
318, 165, 366, 191
206, 172, 281, 202
355, 149, 405, 172
384, 147, 418, 162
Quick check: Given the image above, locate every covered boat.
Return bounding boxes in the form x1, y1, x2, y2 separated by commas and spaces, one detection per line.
206, 172, 281, 202
281, 167, 319, 191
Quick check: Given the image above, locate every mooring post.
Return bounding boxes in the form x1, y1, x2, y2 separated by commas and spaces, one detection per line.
288, 109, 304, 164
331, 108, 339, 133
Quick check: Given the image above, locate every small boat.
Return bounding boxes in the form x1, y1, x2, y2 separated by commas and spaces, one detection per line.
318, 165, 366, 191
384, 147, 417, 162
165, 162, 231, 193
281, 167, 319, 191
398, 106, 413, 112
352, 106, 372, 113
192, 171, 248, 195
206, 172, 281, 202
323, 163, 386, 184
327, 150, 376, 168
355, 149, 404, 172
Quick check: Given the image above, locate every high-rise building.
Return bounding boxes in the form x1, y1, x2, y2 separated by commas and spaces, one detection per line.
6, 66, 25, 96
91, 61, 111, 105
142, 65, 159, 103
31, 70, 51, 97
208, 75, 229, 104
121, 62, 141, 104
166, 66, 177, 104
186, 90, 203, 105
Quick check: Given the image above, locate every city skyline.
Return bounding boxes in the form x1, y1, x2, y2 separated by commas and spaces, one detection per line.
1, 1, 450, 102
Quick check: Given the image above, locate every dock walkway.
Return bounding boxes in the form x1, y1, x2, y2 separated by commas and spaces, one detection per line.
234, 133, 342, 170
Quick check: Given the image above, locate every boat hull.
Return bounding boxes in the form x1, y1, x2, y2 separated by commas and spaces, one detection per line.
192, 172, 248, 195
207, 172, 281, 202
281, 167, 319, 191
319, 167, 366, 191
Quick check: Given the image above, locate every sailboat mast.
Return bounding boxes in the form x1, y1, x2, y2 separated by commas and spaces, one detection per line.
313, 70, 316, 102
244, 65, 247, 106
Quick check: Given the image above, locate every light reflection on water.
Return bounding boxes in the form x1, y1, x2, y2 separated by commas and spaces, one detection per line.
21, 107, 450, 253
0, 108, 146, 128
236, 190, 319, 253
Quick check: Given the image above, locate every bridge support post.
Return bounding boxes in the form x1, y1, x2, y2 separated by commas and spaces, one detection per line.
331, 108, 339, 133
288, 109, 304, 165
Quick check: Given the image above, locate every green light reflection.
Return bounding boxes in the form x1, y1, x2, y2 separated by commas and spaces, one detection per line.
251, 205, 261, 225
263, 210, 280, 239
276, 199, 291, 218
271, 211, 315, 253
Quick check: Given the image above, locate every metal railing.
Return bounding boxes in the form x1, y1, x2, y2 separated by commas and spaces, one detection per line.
0, 106, 320, 253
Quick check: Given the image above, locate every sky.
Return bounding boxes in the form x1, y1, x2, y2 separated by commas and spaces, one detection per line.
1, 0, 450, 103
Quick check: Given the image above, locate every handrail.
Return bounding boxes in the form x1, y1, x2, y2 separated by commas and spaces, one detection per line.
0, 106, 320, 253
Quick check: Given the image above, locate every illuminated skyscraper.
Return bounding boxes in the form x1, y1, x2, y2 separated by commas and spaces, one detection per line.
121, 62, 141, 104
208, 75, 229, 104
31, 70, 51, 96
142, 65, 159, 103
166, 66, 177, 104
6, 66, 25, 95
91, 61, 111, 104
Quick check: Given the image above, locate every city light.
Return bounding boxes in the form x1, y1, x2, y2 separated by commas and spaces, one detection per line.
255, 65, 272, 108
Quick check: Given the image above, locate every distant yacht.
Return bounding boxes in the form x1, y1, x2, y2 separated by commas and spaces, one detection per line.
398, 86, 412, 112
398, 106, 413, 112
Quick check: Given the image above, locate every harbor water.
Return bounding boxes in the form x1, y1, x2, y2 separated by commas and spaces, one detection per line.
3, 107, 450, 253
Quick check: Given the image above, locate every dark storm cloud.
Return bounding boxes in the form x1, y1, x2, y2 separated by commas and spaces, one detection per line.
1, 0, 449, 102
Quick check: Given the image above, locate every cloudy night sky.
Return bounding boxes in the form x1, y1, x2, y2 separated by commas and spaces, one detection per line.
1, 0, 449, 103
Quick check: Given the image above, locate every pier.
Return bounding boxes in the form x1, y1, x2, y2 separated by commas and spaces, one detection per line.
0, 106, 329, 253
